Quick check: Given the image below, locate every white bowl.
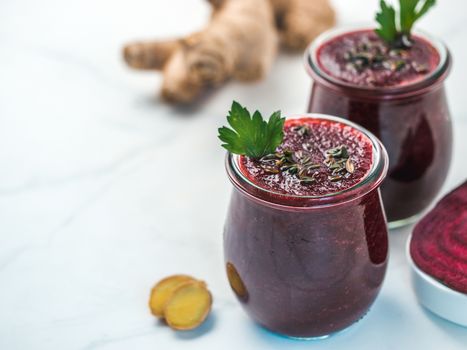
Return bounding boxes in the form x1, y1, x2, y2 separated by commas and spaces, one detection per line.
406, 235, 467, 327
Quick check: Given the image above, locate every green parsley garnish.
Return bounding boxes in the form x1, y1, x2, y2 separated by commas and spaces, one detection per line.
218, 101, 285, 159
376, 1, 398, 43
375, 0, 436, 48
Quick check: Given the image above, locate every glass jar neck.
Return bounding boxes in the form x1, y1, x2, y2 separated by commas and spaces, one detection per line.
305, 26, 452, 100
226, 114, 389, 210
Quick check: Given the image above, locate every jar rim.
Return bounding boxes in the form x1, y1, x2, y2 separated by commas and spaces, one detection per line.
304, 26, 451, 97
226, 114, 389, 209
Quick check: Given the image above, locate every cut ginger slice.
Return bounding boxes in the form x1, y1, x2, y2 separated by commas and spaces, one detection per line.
149, 275, 196, 318
164, 281, 212, 330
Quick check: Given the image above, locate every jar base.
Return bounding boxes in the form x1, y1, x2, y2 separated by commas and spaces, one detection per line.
388, 213, 420, 230
258, 317, 362, 341
282, 334, 331, 341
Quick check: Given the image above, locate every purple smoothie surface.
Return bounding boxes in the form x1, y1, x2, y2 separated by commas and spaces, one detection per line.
239, 118, 373, 197
317, 29, 440, 87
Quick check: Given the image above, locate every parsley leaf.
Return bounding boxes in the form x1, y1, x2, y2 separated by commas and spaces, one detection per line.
375, 0, 436, 47
218, 101, 285, 159
400, 0, 436, 34
376, 0, 398, 43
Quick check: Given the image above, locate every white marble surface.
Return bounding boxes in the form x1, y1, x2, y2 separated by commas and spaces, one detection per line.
0, 0, 466, 349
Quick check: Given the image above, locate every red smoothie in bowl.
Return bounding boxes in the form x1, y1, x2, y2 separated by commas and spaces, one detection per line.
306, 28, 452, 227
224, 115, 389, 338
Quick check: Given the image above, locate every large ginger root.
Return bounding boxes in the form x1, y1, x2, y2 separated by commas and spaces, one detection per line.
123, 0, 335, 103
124, 0, 278, 103
271, 0, 336, 51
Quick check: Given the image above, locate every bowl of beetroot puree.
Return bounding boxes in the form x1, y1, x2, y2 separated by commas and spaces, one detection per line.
306, 27, 452, 227
224, 114, 389, 338
408, 181, 467, 326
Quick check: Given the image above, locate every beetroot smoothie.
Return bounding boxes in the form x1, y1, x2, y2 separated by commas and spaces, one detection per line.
410, 181, 467, 294
317, 30, 439, 87
240, 118, 373, 197
306, 28, 452, 226
224, 115, 389, 338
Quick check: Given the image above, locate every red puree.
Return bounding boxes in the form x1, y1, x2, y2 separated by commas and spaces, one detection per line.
410, 181, 467, 294
317, 30, 440, 87
239, 118, 373, 196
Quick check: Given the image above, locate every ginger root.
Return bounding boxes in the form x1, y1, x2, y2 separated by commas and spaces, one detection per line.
149, 275, 212, 331
164, 281, 212, 330
149, 275, 196, 318
123, 0, 335, 103
271, 0, 336, 51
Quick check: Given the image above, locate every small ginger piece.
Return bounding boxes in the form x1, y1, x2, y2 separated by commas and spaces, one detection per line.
164, 281, 212, 330
149, 275, 196, 318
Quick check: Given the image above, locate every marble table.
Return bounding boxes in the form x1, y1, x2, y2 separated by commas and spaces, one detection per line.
1, 0, 466, 349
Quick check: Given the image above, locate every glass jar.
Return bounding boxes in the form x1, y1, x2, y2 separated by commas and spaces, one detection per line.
305, 27, 452, 227
223, 114, 389, 339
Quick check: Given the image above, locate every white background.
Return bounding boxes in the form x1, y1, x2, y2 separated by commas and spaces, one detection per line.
0, 0, 466, 349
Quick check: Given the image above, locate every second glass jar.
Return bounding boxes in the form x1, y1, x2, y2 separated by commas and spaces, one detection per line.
305, 27, 453, 226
